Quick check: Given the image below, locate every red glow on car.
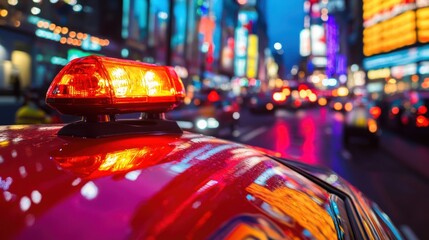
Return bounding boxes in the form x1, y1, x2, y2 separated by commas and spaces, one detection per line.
391, 107, 399, 115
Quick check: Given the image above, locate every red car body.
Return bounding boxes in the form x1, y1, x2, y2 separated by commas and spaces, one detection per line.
0, 56, 401, 239
0, 124, 400, 239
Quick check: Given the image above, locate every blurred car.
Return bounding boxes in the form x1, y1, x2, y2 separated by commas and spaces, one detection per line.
343, 98, 381, 146
248, 90, 276, 114
0, 56, 403, 239
399, 91, 429, 137
166, 89, 240, 137
384, 93, 406, 130
329, 97, 352, 112
273, 84, 318, 110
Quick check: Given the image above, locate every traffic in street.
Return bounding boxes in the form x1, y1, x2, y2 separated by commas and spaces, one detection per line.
1, 0, 429, 238
223, 106, 428, 240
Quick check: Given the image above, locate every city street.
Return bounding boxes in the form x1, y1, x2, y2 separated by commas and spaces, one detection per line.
2, 0, 429, 238
224, 106, 429, 240
1, 97, 428, 239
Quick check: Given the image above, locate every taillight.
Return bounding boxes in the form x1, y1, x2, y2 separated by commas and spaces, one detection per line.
208, 90, 220, 102
370, 106, 381, 119
273, 92, 286, 102
416, 115, 429, 127
417, 105, 427, 115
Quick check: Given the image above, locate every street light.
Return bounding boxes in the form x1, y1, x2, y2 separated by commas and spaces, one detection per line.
274, 42, 282, 51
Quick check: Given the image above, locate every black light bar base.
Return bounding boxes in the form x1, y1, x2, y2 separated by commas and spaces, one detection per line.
58, 119, 183, 138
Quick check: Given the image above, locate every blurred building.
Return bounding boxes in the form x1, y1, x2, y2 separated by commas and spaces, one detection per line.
0, 0, 119, 94
229, 0, 270, 93
0, 0, 271, 95
299, 0, 348, 92
362, 1, 429, 99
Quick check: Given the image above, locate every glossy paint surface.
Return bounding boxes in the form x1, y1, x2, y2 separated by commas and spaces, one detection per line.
0, 124, 340, 239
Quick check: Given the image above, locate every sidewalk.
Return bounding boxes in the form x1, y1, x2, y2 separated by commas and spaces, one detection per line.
0, 96, 22, 125
380, 130, 429, 180
0, 96, 19, 104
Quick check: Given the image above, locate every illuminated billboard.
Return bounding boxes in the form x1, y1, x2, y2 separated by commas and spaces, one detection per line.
310, 25, 326, 56
417, 7, 429, 43
246, 34, 258, 78
363, 10, 416, 56
300, 28, 310, 57
362, 1, 429, 56
234, 27, 248, 77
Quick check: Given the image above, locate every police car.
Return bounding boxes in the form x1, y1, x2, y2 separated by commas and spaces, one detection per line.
0, 56, 402, 239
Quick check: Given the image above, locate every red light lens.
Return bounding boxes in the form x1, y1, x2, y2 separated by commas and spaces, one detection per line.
46, 56, 185, 115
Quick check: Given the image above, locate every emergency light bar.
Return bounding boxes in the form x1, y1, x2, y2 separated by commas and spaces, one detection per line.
46, 56, 185, 116
45, 56, 185, 138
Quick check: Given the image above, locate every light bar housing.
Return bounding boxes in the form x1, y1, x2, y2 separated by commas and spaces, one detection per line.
46, 56, 185, 116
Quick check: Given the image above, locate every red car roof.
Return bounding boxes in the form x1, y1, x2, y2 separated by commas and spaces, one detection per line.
0, 125, 337, 239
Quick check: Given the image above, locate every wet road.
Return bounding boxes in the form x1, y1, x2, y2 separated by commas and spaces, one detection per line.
227, 107, 428, 240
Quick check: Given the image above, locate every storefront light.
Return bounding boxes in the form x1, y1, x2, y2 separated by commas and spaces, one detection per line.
158, 12, 168, 20
54, 27, 61, 34
31, 7, 41, 15
368, 68, 390, 80
0, 9, 8, 17
50, 56, 68, 66
422, 78, 429, 88
8, 0, 18, 6
73, 4, 82, 12
121, 48, 129, 58
321, 14, 328, 22
61, 27, 69, 35
64, 0, 77, 5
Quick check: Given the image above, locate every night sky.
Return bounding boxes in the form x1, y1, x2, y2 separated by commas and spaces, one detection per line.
266, 0, 304, 74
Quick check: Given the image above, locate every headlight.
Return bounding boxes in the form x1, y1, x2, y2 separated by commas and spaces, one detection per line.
207, 118, 219, 128
196, 119, 208, 129
233, 112, 240, 120
196, 118, 219, 129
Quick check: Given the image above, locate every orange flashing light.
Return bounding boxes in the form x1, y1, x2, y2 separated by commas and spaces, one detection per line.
46, 56, 185, 115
